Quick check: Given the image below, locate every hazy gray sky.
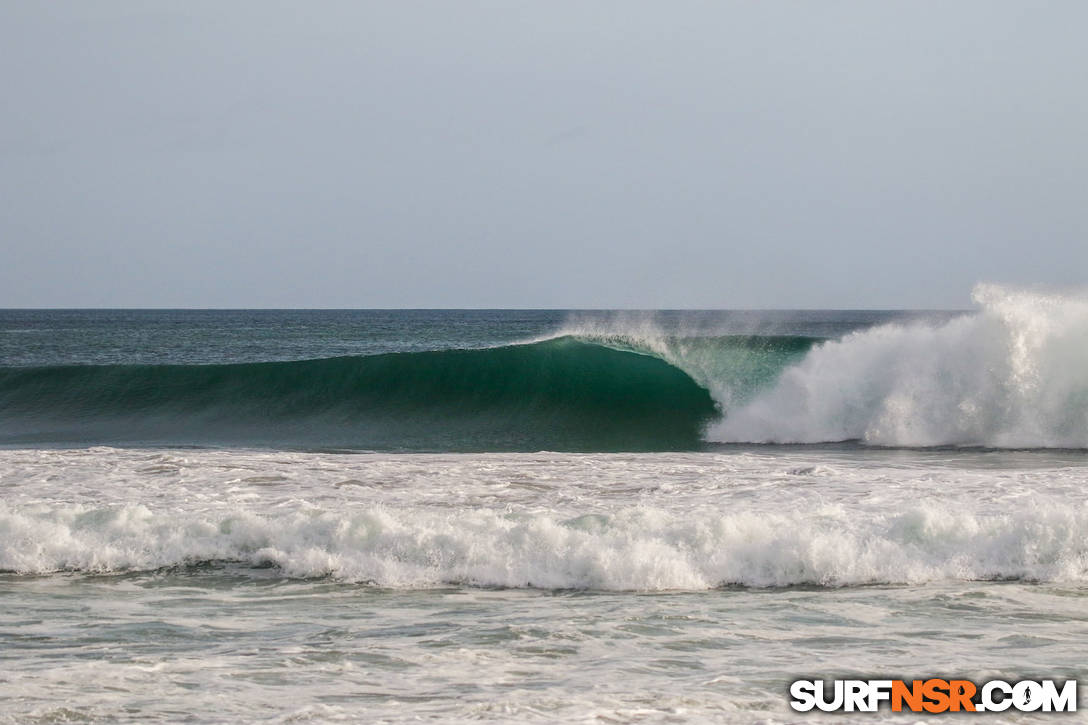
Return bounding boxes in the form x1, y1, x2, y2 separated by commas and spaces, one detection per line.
2, 1, 1085, 308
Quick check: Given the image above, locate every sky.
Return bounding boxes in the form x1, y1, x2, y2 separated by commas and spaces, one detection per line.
1, 1, 1086, 309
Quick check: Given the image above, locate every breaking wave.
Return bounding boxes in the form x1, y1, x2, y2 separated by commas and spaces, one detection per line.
2, 284, 1086, 450
711, 285, 1088, 448
2, 501, 1086, 588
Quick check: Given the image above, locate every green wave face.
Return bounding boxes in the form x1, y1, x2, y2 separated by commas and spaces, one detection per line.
604, 334, 817, 408
0, 338, 746, 451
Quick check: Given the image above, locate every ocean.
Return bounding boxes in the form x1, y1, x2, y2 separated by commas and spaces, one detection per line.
2, 285, 1087, 722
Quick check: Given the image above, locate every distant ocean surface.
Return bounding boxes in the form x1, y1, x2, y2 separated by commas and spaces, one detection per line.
2, 286, 1087, 722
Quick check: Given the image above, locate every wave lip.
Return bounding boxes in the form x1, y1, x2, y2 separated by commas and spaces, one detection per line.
0, 338, 718, 451
3, 502, 1086, 589
711, 285, 1088, 448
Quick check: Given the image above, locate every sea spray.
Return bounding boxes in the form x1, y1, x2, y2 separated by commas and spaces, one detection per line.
711, 285, 1088, 447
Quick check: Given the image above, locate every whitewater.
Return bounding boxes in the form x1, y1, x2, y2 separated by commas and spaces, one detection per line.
708, 285, 1088, 448
2, 290, 1087, 722
3, 446, 1086, 722
4, 448, 1088, 588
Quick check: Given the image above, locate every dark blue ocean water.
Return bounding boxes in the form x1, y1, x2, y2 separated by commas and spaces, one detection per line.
0, 308, 946, 366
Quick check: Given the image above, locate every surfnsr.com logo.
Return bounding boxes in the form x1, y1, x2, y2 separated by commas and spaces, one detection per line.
789, 679, 1077, 713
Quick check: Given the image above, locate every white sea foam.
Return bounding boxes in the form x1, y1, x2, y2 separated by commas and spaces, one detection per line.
3, 447, 1086, 721
4, 500, 1086, 588
711, 285, 1088, 447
